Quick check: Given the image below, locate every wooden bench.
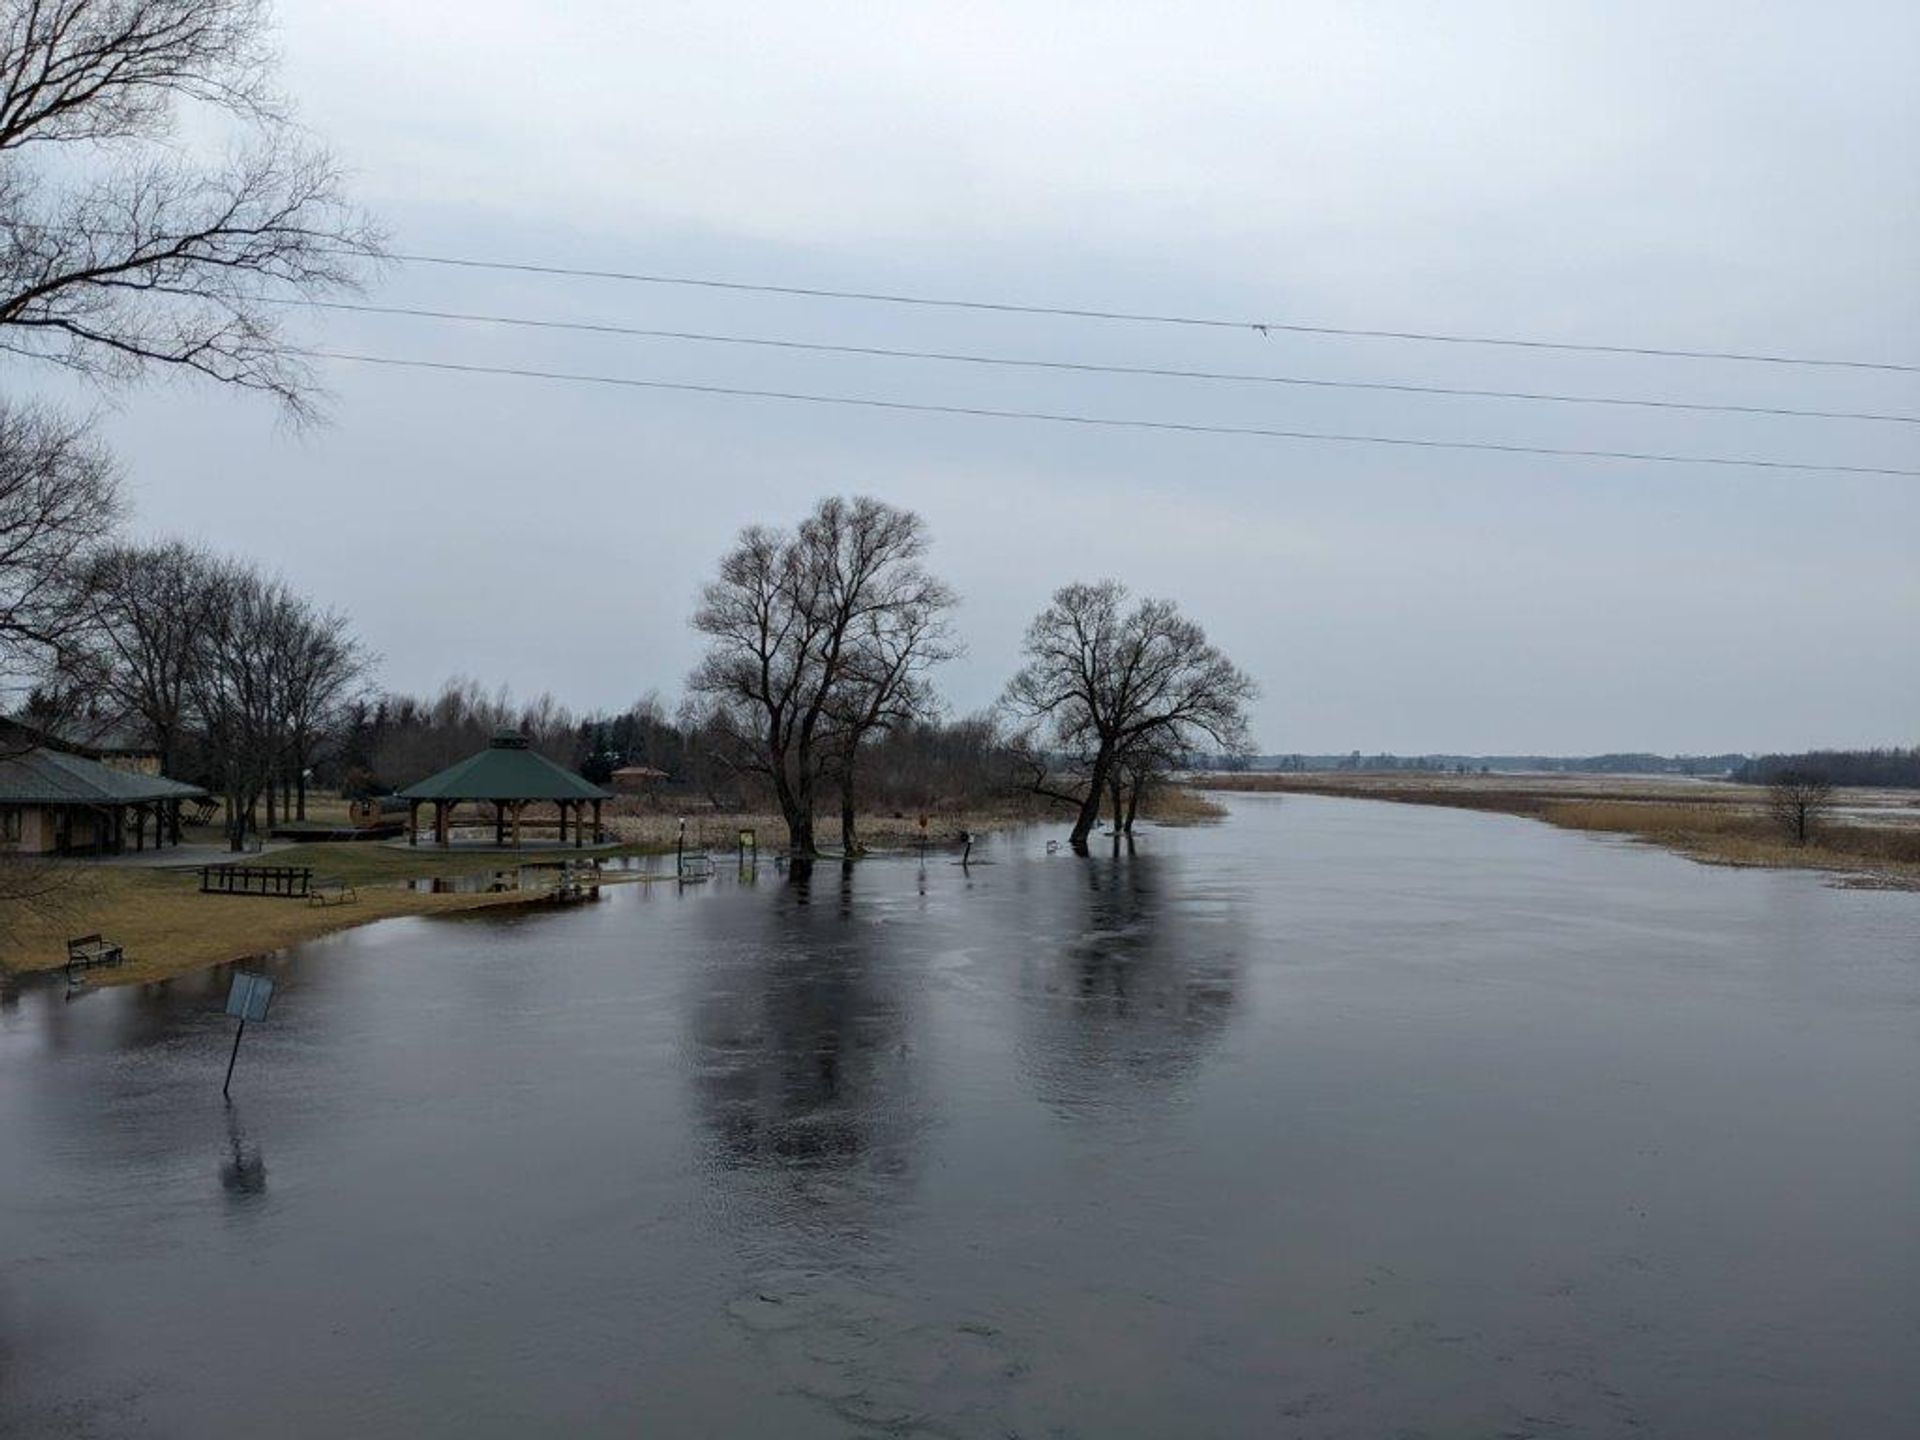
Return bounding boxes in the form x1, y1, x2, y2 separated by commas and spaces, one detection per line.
306, 876, 359, 907
66, 933, 125, 976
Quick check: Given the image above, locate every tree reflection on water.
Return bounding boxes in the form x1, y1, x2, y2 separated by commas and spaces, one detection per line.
1016, 849, 1244, 1113
687, 860, 922, 1193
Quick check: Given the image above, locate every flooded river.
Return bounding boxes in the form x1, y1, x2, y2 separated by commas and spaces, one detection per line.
2, 794, 1916, 1437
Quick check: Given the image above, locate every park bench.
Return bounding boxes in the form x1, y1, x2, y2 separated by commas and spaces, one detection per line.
306, 876, 358, 908
184, 798, 218, 826
66, 933, 125, 976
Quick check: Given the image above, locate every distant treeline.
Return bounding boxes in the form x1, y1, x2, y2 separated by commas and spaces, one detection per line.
1227, 752, 1749, 776
331, 681, 1029, 816
1730, 749, 1920, 789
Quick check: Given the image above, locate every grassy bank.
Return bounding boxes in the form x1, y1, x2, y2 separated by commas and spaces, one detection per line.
7, 793, 1188, 986
1196, 773, 1920, 888
0, 866, 543, 987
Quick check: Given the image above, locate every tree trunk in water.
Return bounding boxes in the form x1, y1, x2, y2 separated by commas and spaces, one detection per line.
839, 770, 858, 854
1067, 752, 1112, 850
1123, 779, 1143, 834
766, 744, 817, 858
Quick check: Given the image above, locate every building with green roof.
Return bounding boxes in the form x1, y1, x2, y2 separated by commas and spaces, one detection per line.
397, 730, 611, 847
0, 744, 206, 856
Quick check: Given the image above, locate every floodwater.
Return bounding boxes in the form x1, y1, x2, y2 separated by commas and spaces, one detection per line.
2, 794, 1916, 1438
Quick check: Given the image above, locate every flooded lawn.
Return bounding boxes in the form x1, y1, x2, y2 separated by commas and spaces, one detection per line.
2, 795, 1915, 1437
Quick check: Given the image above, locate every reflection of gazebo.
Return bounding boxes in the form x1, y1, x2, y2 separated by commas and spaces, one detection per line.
398, 730, 611, 848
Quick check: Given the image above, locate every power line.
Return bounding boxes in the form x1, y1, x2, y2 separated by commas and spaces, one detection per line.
25, 224, 1916, 373
283, 298, 1920, 425
301, 348, 1920, 477
379, 249, 1920, 374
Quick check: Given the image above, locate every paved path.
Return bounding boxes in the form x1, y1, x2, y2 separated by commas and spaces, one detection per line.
92, 840, 295, 870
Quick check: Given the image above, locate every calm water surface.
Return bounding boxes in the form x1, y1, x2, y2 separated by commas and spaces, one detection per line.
2, 795, 1916, 1437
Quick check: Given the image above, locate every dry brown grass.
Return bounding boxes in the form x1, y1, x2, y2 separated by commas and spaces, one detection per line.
1195, 773, 1920, 887
1539, 798, 1920, 876
0, 865, 539, 985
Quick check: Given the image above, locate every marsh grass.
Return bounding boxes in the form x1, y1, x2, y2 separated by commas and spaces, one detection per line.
1540, 799, 1920, 875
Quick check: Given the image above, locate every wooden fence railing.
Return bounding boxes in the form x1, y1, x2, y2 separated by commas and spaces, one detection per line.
199, 864, 313, 898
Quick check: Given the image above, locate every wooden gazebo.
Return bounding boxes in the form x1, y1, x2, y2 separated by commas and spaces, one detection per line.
398, 730, 611, 848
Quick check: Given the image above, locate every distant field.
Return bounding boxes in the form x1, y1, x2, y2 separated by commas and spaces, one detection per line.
1195, 772, 1920, 887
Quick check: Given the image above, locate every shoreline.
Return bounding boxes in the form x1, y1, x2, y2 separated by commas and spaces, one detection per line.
1197, 773, 1920, 889
4, 797, 1203, 987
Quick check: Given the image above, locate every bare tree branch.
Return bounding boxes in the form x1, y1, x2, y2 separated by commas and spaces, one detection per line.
0, 0, 384, 420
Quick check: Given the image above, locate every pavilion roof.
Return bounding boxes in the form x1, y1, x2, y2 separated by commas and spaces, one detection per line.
0, 746, 205, 807
397, 731, 611, 803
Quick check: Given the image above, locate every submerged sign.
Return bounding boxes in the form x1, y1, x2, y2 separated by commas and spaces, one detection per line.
225, 972, 274, 1023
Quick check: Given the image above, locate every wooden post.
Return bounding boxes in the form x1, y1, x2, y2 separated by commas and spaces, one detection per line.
435, 801, 450, 846
408, 799, 420, 846
571, 800, 583, 847
494, 802, 505, 847
592, 799, 602, 844
510, 801, 522, 848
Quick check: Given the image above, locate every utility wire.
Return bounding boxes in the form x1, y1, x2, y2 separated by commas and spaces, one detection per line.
282, 298, 1920, 426
301, 348, 1920, 477
25, 224, 1915, 373
378, 249, 1920, 375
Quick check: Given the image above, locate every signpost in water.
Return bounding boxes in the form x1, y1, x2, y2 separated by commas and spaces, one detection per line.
222, 972, 274, 1097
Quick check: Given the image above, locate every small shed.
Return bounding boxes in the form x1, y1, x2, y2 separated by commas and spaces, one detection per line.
397, 730, 612, 848
609, 764, 669, 796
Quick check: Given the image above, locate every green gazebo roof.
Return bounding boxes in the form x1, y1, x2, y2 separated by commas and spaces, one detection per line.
397, 731, 610, 803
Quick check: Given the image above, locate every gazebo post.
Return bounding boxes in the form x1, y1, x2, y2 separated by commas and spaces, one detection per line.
395, 731, 609, 859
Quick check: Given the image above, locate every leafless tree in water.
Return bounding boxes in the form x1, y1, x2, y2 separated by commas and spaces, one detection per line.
1004, 581, 1255, 850
689, 497, 956, 858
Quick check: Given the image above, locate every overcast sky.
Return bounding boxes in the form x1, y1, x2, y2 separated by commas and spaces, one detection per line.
45, 2, 1920, 753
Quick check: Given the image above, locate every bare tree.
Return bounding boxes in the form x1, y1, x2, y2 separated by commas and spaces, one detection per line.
1106, 728, 1191, 838
689, 496, 956, 859
0, 0, 383, 417
74, 538, 218, 779
185, 559, 296, 849
1767, 770, 1834, 845
816, 511, 957, 853
0, 400, 118, 707
275, 598, 365, 820
1004, 581, 1255, 850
